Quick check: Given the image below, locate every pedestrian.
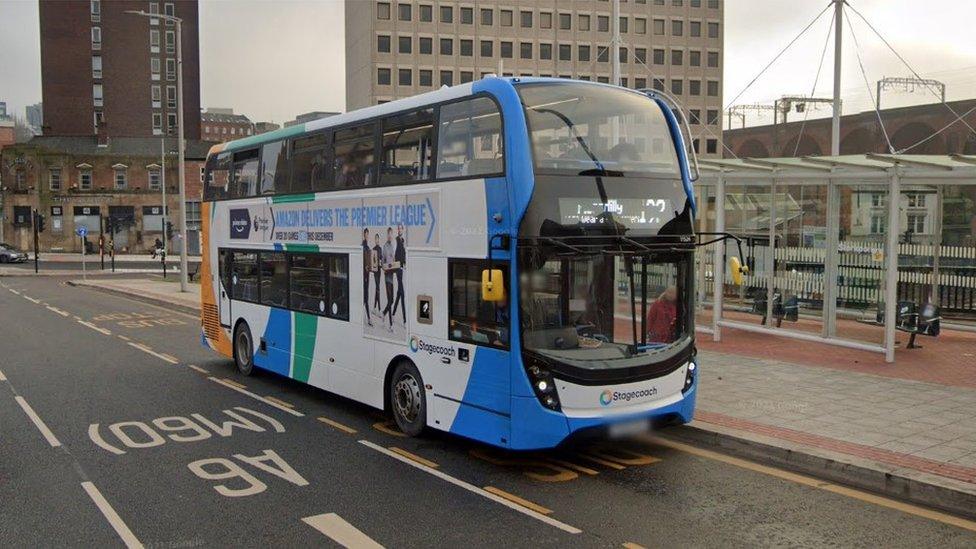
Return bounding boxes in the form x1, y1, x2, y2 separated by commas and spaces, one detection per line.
152, 237, 163, 259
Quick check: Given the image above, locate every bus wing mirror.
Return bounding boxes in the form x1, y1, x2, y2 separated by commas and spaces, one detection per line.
729, 256, 749, 286
481, 269, 506, 302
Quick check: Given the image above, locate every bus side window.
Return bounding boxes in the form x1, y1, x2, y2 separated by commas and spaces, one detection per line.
449, 259, 509, 348
259, 140, 288, 195
230, 149, 259, 198
204, 151, 231, 201
290, 132, 329, 194
334, 122, 376, 188
380, 109, 434, 185
437, 97, 504, 179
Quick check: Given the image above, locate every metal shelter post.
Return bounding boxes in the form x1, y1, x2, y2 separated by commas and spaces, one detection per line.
823, 175, 840, 337
765, 177, 777, 326
883, 168, 901, 363
712, 173, 726, 342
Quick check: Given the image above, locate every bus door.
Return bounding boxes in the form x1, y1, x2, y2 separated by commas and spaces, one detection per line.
218, 249, 232, 327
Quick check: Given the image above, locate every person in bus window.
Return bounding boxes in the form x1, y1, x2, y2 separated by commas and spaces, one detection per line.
646, 286, 678, 344
362, 228, 373, 327
381, 227, 397, 332
372, 233, 383, 313
391, 224, 407, 325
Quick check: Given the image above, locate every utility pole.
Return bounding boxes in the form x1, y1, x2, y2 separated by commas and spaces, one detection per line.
161, 138, 167, 255
611, 0, 621, 86
831, 0, 843, 156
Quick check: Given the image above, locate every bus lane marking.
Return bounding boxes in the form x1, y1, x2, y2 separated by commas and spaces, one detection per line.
0, 368, 6, 381
208, 377, 305, 417
263, 396, 295, 409
188, 449, 308, 498
359, 440, 582, 534
23, 295, 41, 304
188, 364, 210, 375
389, 447, 439, 468
317, 416, 358, 435
468, 449, 578, 483
79, 320, 112, 335
126, 342, 178, 364
371, 421, 407, 438
81, 481, 144, 549
8, 288, 20, 295
302, 513, 384, 549
46, 305, 69, 317
483, 486, 553, 515
15, 396, 62, 447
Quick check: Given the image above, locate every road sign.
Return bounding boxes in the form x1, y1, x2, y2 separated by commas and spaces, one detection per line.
76, 226, 88, 238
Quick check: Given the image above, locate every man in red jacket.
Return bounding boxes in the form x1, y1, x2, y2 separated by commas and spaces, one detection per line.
645, 286, 678, 344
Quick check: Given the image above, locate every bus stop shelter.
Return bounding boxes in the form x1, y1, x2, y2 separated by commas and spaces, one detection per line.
694, 154, 976, 363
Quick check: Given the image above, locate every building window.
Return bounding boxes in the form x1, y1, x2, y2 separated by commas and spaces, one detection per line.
671, 79, 683, 95
398, 68, 412, 86
440, 70, 453, 86
167, 85, 176, 109
577, 14, 588, 31
707, 80, 719, 96
419, 37, 432, 54
440, 5, 453, 23
151, 57, 160, 77
707, 51, 719, 68
691, 21, 702, 37
167, 113, 177, 134
377, 34, 390, 53
540, 43, 552, 60
151, 85, 161, 107
480, 40, 493, 57
460, 39, 473, 56
92, 55, 102, 78
398, 35, 411, 54
480, 8, 493, 26
164, 2, 174, 21
419, 69, 432, 86
460, 71, 473, 83
690, 50, 701, 67
907, 214, 926, 234
49, 168, 62, 191
907, 193, 927, 208
707, 109, 719, 125
708, 22, 720, 38
377, 2, 390, 19
598, 15, 609, 32
149, 168, 161, 190
578, 44, 590, 62
653, 48, 665, 64
689, 80, 701, 96
440, 38, 453, 55
619, 16, 628, 33
114, 167, 127, 189
93, 84, 103, 107
635, 17, 647, 34
520, 42, 533, 59
91, 27, 102, 49
672, 20, 683, 36
706, 139, 718, 154
540, 12, 552, 29
672, 49, 683, 66
559, 44, 571, 61
460, 6, 473, 24
165, 30, 175, 54
520, 10, 532, 28
597, 45, 608, 63
689, 109, 701, 125
79, 169, 92, 190
166, 59, 176, 80
709, 0, 719, 7
398, 3, 411, 21
90, 0, 100, 21
654, 19, 665, 35
500, 9, 513, 26
150, 29, 160, 51
870, 215, 884, 234
419, 4, 432, 21
377, 68, 391, 86
500, 41, 512, 58
635, 47, 647, 64
153, 113, 163, 132
634, 77, 647, 89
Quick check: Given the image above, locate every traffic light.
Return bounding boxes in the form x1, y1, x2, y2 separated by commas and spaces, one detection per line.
165, 221, 174, 240
35, 212, 46, 233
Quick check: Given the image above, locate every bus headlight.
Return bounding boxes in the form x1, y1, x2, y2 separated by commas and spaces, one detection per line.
683, 360, 697, 393
525, 356, 561, 411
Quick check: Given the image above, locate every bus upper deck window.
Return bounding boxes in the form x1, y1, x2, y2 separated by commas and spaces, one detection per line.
230, 149, 259, 198
437, 97, 503, 179
260, 140, 288, 195
334, 123, 376, 188
204, 151, 231, 200
380, 109, 434, 185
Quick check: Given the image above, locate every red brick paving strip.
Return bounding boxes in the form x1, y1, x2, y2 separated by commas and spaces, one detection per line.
696, 410, 976, 485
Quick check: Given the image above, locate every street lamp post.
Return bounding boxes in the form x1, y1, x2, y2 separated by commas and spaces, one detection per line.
126, 9, 189, 292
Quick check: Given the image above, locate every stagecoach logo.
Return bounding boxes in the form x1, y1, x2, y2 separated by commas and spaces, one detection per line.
599, 387, 658, 406
409, 336, 455, 357
229, 208, 251, 239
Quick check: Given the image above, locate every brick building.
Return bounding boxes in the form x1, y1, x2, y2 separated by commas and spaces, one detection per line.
201, 108, 255, 142
39, 0, 201, 139
723, 99, 976, 158
0, 137, 210, 254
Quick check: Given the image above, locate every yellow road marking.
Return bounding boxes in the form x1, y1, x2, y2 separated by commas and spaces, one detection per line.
188, 364, 210, 375
389, 447, 439, 468
648, 436, 976, 534
623, 543, 647, 549
469, 449, 578, 482
220, 378, 246, 389
263, 396, 295, 409
372, 421, 407, 438
587, 447, 661, 466
483, 486, 553, 515
577, 453, 627, 470
207, 377, 304, 417
317, 416, 358, 434
547, 458, 599, 476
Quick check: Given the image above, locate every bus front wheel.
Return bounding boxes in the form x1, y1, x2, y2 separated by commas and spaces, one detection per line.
233, 321, 255, 376
390, 361, 426, 437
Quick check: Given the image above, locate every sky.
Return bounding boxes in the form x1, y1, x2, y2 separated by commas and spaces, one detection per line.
1, 0, 975, 127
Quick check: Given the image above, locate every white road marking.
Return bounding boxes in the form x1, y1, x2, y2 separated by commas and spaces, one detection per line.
126, 342, 178, 364
358, 440, 582, 535
78, 321, 112, 335
302, 513, 384, 549
81, 481, 144, 548
15, 396, 62, 447
23, 295, 41, 304
188, 364, 209, 374
208, 377, 305, 417
0, 369, 6, 381
9, 288, 21, 295
46, 305, 70, 317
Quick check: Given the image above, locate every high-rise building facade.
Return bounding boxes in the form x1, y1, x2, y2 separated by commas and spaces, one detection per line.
39, 0, 201, 139
345, 0, 724, 156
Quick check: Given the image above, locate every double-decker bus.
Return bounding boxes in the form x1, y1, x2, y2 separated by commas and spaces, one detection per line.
200, 77, 716, 450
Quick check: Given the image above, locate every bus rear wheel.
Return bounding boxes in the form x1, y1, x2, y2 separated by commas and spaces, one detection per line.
233, 322, 255, 376
390, 361, 426, 437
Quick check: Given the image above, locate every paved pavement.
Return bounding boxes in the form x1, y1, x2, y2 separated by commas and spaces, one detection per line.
2, 275, 975, 546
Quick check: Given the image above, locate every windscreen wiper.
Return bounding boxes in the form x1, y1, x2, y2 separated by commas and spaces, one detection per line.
578, 168, 623, 177
531, 107, 610, 204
